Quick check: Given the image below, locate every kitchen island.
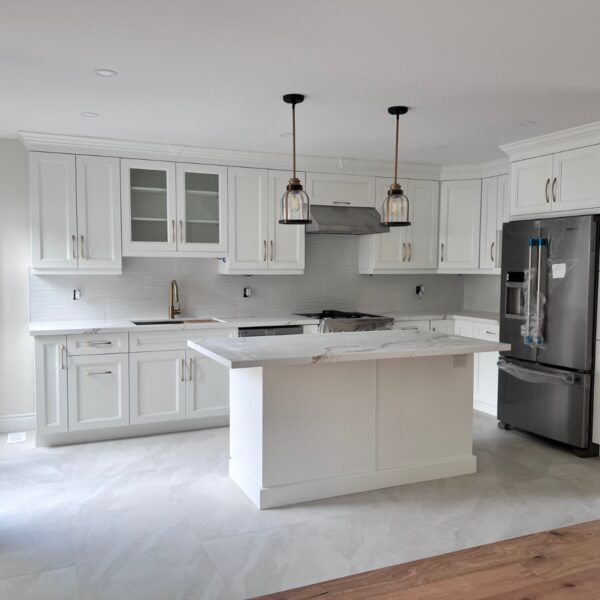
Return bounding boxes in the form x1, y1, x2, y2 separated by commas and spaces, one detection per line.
188, 330, 509, 509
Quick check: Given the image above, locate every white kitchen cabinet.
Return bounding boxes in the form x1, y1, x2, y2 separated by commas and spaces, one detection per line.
121, 159, 178, 255
510, 155, 554, 216
30, 153, 121, 272
35, 336, 68, 434
552, 146, 600, 212
453, 320, 475, 338
129, 350, 187, 425
430, 320, 454, 335
498, 173, 510, 226
220, 167, 304, 274
438, 180, 482, 271
175, 163, 228, 254
473, 323, 500, 416
392, 320, 430, 332
186, 350, 229, 418
68, 353, 129, 431
306, 172, 376, 208
358, 178, 438, 273
479, 177, 500, 270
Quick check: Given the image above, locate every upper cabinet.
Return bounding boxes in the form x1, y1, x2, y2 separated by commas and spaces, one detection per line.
305, 172, 376, 207
479, 176, 502, 271
438, 179, 481, 271
121, 159, 227, 257
510, 146, 600, 217
30, 152, 121, 273
219, 167, 304, 274
359, 178, 439, 273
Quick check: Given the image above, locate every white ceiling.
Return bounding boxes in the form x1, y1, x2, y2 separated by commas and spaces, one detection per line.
3, 0, 600, 164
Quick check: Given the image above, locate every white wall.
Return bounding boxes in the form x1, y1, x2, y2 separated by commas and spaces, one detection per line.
0, 138, 34, 420
30, 236, 465, 321
462, 274, 501, 313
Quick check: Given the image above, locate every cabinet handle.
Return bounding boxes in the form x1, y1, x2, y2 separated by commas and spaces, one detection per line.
72, 235, 77, 259
402, 242, 406, 262
333, 201, 351, 205
485, 330, 497, 335
552, 177, 557, 202
270, 240, 274, 262
80, 235, 85, 260
441, 243, 444, 262
181, 358, 185, 382
188, 357, 193, 381
490, 241, 495, 262
263, 240, 267, 261
60, 344, 65, 370
545, 178, 550, 203
408, 242, 412, 262
84, 370, 112, 376
83, 340, 112, 347
171, 220, 176, 243
400, 326, 419, 330
179, 220, 184, 243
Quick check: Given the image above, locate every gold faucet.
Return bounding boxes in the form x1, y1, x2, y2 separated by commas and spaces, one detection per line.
169, 279, 181, 320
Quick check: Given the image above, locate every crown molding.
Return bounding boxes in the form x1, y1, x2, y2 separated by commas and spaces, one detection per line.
499, 120, 600, 162
439, 158, 509, 181
18, 131, 443, 180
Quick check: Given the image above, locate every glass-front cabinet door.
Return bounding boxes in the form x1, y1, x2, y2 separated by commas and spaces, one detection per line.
176, 163, 227, 254
121, 159, 177, 254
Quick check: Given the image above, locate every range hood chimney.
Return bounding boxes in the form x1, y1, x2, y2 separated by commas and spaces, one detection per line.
305, 205, 390, 235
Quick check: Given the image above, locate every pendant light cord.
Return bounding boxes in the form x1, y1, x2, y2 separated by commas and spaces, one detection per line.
394, 114, 399, 185
292, 102, 297, 179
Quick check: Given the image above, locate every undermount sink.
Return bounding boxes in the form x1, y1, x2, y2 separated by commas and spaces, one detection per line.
130, 318, 225, 326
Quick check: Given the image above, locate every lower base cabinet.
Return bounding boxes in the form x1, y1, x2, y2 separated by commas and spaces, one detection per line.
68, 354, 129, 430
186, 350, 230, 418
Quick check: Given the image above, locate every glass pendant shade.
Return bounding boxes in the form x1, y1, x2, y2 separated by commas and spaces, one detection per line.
280, 177, 311, 224
381, 183, 410, 227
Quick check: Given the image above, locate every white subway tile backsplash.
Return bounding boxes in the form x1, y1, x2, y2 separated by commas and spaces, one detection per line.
30, 236, 466, 322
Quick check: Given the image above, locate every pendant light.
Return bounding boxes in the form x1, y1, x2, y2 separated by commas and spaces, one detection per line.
280, 93, 312, 224
381, 106, 410, 227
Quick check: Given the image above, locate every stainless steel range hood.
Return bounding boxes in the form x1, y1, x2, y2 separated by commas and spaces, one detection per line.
305, 205, 390, 235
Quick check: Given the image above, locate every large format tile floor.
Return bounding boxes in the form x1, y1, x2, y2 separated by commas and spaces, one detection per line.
1, 412, 600, 599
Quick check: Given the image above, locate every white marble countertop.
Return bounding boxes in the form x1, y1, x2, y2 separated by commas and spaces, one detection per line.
384, 310, 499, 324
188, 330, 510, 369
29, 315, 319, 336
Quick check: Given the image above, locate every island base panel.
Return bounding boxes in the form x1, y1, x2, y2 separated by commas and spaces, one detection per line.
229, 355, 477, 509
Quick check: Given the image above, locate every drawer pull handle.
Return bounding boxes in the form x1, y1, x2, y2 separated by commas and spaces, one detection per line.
188, 357, 193, 381
485, 330, 497, 335
84, 370, 112, 376
181, 358, 185, 382
332, 201, 351, 205
400, 326, 419, 330
60, 344, 65, 370
83, 341, 113, 346
408, 242, 412, 262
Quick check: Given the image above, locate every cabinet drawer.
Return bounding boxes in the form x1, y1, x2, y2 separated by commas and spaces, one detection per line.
67, 333, 129, 355
473, 322, 499, 341
130, 328, 237, 352
430, 320, 454, 335
393, 320, 430, 332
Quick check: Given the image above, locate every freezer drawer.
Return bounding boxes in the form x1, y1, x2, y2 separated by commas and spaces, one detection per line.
498, 358, 592, 449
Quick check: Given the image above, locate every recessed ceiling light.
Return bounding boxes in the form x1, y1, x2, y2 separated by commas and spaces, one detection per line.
94, 68, 118, 77
433, 145, 449, 150
280, 132, 293, 137
519, 120, 537, 127
80, 112, 99, 118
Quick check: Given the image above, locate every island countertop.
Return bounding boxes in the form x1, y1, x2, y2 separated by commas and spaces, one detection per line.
188, 330, 510, 369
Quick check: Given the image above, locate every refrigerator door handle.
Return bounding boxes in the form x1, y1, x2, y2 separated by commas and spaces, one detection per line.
534, 238, 547, 346
524, 239, 535, 345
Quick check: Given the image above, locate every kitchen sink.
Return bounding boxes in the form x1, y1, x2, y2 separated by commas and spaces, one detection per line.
130, 318, 225, 326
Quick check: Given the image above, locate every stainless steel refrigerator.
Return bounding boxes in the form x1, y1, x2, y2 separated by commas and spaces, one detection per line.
498, 215, 599, 456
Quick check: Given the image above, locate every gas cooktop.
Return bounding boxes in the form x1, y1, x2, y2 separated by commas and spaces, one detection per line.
296, 310, 393, 333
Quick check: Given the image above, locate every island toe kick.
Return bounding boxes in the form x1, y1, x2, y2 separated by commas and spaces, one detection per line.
229, 354, 476, 509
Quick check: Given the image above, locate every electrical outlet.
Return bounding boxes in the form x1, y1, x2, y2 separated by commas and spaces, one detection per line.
416, 284, 425, 299
73, 289, 81, 300
453, 355, 468, 368
243, 287, 252, 298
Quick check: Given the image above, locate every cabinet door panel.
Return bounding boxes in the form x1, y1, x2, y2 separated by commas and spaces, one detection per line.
76, 155, 121, 270
35, 336, 68, 434
176, 163, 228, 253
405, 179, 439, 270
267, 170, 305, 271
392, 320, 430, 332
121, 159, 177, 254
510, 156, 553, 216
186, 351, 229, 418
439, 180, 481, 270
130, 350, 186, 424
306, 172, 376, 207
68, 354, 129, 431
479, 177, 499, 270
224, 167, 269, 271
430, 320, 454, 334
552, 146, 600, 212
30, 153, 78, 269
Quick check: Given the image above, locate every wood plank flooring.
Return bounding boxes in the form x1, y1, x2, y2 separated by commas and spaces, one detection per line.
253, 519, 600, 599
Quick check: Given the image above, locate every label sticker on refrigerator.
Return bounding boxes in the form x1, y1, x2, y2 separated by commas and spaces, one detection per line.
551, 263, 566, 279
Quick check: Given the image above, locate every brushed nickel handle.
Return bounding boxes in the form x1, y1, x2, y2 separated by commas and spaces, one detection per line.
270, 240, 274, 262
552, 177, 557, 202
181, 358, 185, 382
408, 242, 412, 262
400, 326, 419, 330
84, 370, 112, 376
332, 201, 351, 205
80, 235, 85, 260
171, 220, 175, 242
263, 240, 267, 261
402, 242, 406, 262
179, 220, 184, 243
490, 241, 495, 262
545, 178, 550, 203
72, 234, 77, 259
188, 357, 193, 381
441, 243, 444, 262
60, 344, 65, 370
485, 330, 497, 335
83, 340, 113, 347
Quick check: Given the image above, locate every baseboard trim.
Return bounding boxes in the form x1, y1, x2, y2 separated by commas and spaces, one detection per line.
0, 413, 36, 433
